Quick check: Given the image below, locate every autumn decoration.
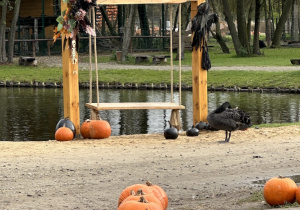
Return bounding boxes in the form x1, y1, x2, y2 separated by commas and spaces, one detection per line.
89, 120, 111, 139
53, 0, 97, 51
55, 126, 74, 141
263, 176, 298, 206
80, 119, 91, 139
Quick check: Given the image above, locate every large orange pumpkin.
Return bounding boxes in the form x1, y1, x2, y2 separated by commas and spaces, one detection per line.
118, 184, 153, 207
296, 186, 300, 204
146, 181, 168, 210
121, 189, 163, 209
89, 120, 111, 139
118, 196, 163, 210
55, 127, 74, 141
263, 176, 298, 206
80, 119, 91, 139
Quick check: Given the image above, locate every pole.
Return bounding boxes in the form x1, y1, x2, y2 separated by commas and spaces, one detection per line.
61, 0, 80, 135
191, 0, 207, 125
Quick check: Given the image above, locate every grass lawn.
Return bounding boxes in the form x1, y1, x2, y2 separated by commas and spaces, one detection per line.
1, 37, 299, 89
1, 65, 300, 89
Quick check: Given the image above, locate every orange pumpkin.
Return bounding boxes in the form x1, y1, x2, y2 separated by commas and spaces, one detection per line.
118, 184, 153, 207
296, 186, 300, 204
80, 119, 91, 139
55, 127, 74, 141
121, 189, 163, 209
146, 181, 168, 210
118, 196, 163, 210
263, 176, 298, 206
89, 120, 111, 139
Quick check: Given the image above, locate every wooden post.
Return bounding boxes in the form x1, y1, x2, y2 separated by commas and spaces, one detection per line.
61, 0, 80, 135
191, 0, 207, 125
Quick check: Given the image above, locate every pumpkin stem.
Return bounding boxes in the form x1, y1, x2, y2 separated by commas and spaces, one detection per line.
139, 196, 149, 203
136, 189, 146, 196
146, 181, 153, 186
130, 190, 135, 195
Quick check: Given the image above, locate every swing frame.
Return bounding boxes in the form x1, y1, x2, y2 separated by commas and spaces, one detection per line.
61, 0, 207, 134
86, 2, 186, 130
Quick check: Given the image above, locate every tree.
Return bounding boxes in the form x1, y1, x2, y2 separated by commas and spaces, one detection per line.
99, 5, 117, 36
176, 2, 190, 60
271, 0, 294, 47
0, 0, 8, 63
222, 0, 243, 55
8, 0, 21, 63
253, 0, 262, 55
210, 0, 230, 53
121, 5, 137, 61
237, 0, 250, 54
137, 4, 151, 48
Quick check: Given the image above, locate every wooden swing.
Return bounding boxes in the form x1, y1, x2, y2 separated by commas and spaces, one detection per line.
85, 3, 186, 130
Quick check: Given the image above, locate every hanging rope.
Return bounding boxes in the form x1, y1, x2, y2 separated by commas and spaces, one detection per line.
88, 8, 93, 104
92, 7, 100, 107
169, 5, 173, 103
178, 3, 182, 105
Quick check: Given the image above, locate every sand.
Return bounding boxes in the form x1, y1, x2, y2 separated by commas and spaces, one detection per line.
1, 126, 300, 209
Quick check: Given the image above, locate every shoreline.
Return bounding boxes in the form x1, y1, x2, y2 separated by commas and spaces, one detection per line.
1, 80, 300, 94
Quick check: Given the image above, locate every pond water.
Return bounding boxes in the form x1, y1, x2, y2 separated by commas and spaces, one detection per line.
1, 87, 300, 141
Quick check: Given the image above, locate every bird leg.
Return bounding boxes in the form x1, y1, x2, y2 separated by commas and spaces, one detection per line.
225, 131, 232, 142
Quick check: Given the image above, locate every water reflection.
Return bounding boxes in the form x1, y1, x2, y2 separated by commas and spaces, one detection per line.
0, 87, 300, 141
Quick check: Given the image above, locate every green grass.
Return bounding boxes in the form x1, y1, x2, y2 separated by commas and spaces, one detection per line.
254, 122, 300, 128
237, 190, 300, 209
1, 65, 300, 89
90, 38, 299, 67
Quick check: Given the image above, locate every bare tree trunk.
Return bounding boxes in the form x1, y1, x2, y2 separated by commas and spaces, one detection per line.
176, 2, 190, 60
253, 0, 262, 55
0, 1, 8, 63
247, 1, 255, 43
264, 0, 271, 46
99, 6, 117, 36
210, 0, 230, 53
222, 0, 243, 55
7, 0, 22, 63
271, 0, 294, 47
121, 5, 137, 61
237, 0, 250, 54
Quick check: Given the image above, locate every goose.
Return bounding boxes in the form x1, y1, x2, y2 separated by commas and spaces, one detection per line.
207, 102, 251, 142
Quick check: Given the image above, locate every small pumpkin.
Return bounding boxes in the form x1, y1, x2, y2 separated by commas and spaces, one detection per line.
89, 120, 111, 139
296, 186, 300, 204
121, 189, 163, 209
118, 196, 163, 210
195, 121, 207, 130
164, 121, 178, 140
263, 176, 298, 206
186, 126, 199, 137
80, 119, 91, 139
55, 117, 76, 138
118, 184, 153, 206
146, 181, 168, 210
55, 126, 74, 141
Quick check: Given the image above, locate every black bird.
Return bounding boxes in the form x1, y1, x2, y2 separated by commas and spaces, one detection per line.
207, 102, 251, 142
191, 2, 218, 51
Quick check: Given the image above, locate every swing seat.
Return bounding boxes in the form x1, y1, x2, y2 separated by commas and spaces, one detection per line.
85, 102, 185, 130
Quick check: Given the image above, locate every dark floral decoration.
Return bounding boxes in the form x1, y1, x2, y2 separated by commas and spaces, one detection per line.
53, 0, 97, 51
191, 2, 218, 70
